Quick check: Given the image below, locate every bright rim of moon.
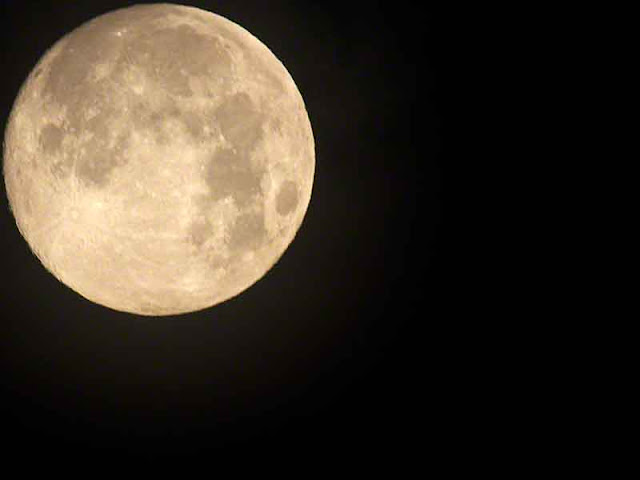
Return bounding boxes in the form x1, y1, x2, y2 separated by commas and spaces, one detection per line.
3, 4, 315, 316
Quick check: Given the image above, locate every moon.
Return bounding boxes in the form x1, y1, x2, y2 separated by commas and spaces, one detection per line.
3, 4, 315, 316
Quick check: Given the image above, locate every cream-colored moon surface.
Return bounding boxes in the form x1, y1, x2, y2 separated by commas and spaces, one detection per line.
3, 4, 315, 316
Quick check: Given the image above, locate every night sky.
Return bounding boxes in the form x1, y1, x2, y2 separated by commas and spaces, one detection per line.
0, 0, 443, 462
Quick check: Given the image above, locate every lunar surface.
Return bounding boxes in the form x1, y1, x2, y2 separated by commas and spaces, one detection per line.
3, 4, 315, 315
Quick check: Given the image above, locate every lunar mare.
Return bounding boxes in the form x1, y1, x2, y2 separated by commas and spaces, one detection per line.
3, 4, 315, 315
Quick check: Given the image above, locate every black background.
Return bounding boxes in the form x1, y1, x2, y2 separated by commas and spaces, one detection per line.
0, 0, 443, 463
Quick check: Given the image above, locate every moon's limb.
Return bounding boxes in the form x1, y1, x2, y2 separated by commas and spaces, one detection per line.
3, 4, 315, 315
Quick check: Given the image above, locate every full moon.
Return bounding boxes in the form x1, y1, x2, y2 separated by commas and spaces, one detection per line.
3, 4, 315, 316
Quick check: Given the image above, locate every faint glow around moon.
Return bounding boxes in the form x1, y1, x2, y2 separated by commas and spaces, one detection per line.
3, 4, 315, 316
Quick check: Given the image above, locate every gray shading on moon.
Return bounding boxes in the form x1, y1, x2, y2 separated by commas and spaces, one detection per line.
3, 4, 315, 316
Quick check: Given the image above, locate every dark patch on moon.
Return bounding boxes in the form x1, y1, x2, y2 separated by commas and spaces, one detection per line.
276, 180, 299, 215
76, 151, 116, 187
39, 93, 132, 186
124, 24, 232, 98
214, 92, 265, 154
44, 20, 123, 102
75, 132, 130, 187
129, 102, 161, 137
86, 104, 118, 140
207, 253, 226, 271
229, 210, 267, 251
188, 217, 213, 247
49, 77, 120, 141
44, 6, 234, 123
204, 147, 263, 206
129, 102, 212, 145
39, 124, 64, 154
167, 104, 207, 139
182, 112, 206, 139
270, 116, 283, 134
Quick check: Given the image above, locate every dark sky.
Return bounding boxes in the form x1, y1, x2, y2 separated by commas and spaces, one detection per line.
0, 0, 444, 463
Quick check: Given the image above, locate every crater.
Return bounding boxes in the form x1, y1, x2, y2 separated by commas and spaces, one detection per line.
50, 156, 74, 180
32, 66, 44, 80
204, 147, 263, 206
276, 180, 300, 216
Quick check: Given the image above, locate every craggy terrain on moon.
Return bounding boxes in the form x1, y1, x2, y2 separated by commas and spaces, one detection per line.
3, 4, 315, 315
